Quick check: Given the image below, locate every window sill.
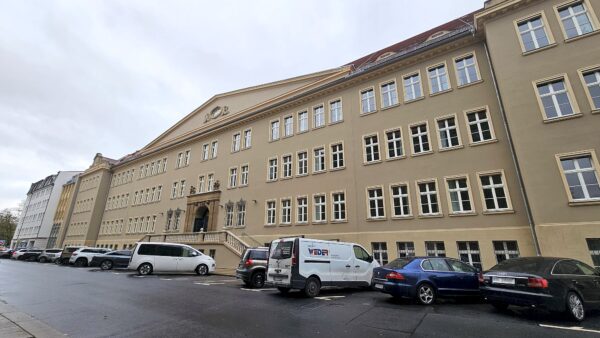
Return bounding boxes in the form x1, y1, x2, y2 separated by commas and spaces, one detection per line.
330, 220, 348, 224
297, 130, 310, 135
482, 209, 514, 215
404, 96, 425, 104
360, 110, 378, 117
542, 113, 583, 124
568, 199, 600, 206
295, 173, 309, 178
281, 176, 293, 181
363, 160, 382, 166
381, 103, 400, 111
238, 184, 248, 188
564, 29, 600, 44
264, 224, 276, 227
385, 155, 407, 162
329, 166, 346, 172
295, 222, 309, 226
312, 221, 327, 225
266, 179, 277, 183
438, 145, 464, 152
366, 217, 387, 222
418, 213, 443, 219
592, 108, 600, 114
449, 212, 477, 217
268, 139, 280, 143
456, 79, 484, 89
312, 125, 326, 130
312, 170, 327, 175
411, 150, 434, 157
522, 43, 557, 56
278, 223, 292, 227
429, 88, 452, 97
469, 139, 498, 147
391, 215, 414, 220
283, 134, 294, 139
328, 120, 344, 126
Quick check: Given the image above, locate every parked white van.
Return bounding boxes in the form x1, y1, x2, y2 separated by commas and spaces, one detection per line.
128, 242, 216, 276
266, 237, 379, 297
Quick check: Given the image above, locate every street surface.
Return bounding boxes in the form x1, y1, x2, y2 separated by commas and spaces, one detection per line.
0, 259, 599, 337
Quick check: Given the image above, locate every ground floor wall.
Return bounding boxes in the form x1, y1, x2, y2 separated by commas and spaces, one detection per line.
536, 221, 600, 268
11, 238, 49, 249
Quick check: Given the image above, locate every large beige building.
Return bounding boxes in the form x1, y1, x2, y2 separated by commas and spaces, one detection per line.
49, 0, 599, 271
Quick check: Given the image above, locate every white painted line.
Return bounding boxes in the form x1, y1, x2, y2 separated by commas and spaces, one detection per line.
160, 278, 173, 281
240, 288, 277, 292
133, 275, 145, 278
194, 282, 225, 286
113, 273, 120, 275
315, 296, 346, 301
539, 324, 600, 334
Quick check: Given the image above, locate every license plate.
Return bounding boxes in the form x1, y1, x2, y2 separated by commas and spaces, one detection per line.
492, 276, 515, 285
374, 284, 383, 289
274, 276, 283, 281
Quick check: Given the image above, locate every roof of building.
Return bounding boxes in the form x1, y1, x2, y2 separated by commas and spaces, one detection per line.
27, 174, 57, 195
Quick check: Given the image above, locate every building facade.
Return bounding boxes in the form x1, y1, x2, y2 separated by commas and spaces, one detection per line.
50, 174, 80, 248
31, 0, 600, 270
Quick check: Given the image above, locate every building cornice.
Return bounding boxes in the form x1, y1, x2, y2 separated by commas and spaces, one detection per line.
475, 0, 544, 31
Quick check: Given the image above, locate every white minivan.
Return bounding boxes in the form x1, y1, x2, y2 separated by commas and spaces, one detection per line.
128, 242, 216, 276
266, 237, 379, 297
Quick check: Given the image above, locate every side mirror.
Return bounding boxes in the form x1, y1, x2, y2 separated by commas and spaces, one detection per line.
367, 255, 374, 263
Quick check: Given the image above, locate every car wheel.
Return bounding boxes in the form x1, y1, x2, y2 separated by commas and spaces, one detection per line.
566, 292, 585, 322
490, 302, 509, 311
100, 260, 113, 270
27, 256, 36, 262
137, 263, 153, 276
303, 277, 321, 298
196, 264, 209, 276
74, 258, 87, 267
416, 283, 436, 305
39, 257, 47, 263
277, 287, 290, 294
251, 271, 266, 288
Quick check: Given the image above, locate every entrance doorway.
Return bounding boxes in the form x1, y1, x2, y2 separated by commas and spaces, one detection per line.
194, 206, 209, 232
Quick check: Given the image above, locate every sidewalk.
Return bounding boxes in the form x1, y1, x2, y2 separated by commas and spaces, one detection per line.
0, 302, 65, 338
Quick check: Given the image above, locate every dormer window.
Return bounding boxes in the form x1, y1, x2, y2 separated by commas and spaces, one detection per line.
376, 52, 396, 61
427, 30, 450, 41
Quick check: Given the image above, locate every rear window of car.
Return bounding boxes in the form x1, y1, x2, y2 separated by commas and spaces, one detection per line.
271, 241, 293, 260
489, 258, 549, 274
138, 244, 158, 255
383, 258, 412, 269
46, 250, 62, 253
249, 250, 268, 260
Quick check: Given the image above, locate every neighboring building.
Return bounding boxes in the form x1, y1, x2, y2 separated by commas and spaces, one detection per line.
12, 171, 81, 249
50, 174, 81, 248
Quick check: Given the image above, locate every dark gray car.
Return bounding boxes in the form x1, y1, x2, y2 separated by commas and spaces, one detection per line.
236, 247, 269, 288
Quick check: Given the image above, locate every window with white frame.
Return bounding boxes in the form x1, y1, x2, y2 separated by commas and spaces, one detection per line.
313, 195, 326, 222
404, 73, 422, 101
418, 181, 439, 215
271, 120, 280, 141
582, 69, 600, 109
236, 201, 246, 227
243, 129, 252, 148
313, 147, 326, 172
211, 141, 218, 158
455, 55, 479, 86
298, 111, 308, 132
171, 182, 178, 199
229, 168, 238, 188
493, 240, 520, 263
411, 124, 430, 154
297, 151, 308, 175
391, 184, 410, 217
559, 155, 600, 201
332, 192, 346, 221
397, 242, 415, 257
536, 78, 575, 119
184, 150, 190, 166
517, 15, 551, 52
202, 144, 209, 160
386, 129, 404, 159
207, 174, 214, 192
297, 197, 308, 223
381, 81, 399, 108
282, 155, 293, 178
372, 242, 388, 265
268, 158, 278, 181
466, 110, 494, 143
313, 105, 325, 128
198, 176, 205, 193
284, 116, 294, 137
266, 201, 276, 225
240, 165, 249, 186
151, 216, 156, 233
428, 64, 450, 94
457, 241, 482, 270
331, 143, 344, 169
480, 173, 510, 211
586, 238, 600, 267
225, 203, 234, 227
281, 199, 291, 224
162, 157, 167, 172
447, 178, 473, 213
367, 187, 385, 219
151, 188, 156, 202
232, 133, 241, 152
330, 99, 343, 123
557, 1, 596, 39
361, 88, 376, 113
176, 152, 183, 168
157, 186, 162, 201
363, 135, 380, 163
179, 180, 186, 197
425, 241, 446, 257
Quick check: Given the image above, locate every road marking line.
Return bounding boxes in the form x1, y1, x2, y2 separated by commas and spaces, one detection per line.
315, 296, 346, 301
194, 282, 225, 286
539, 324, 600, 334
160, 278, 173, 281
240, 288, 277, 292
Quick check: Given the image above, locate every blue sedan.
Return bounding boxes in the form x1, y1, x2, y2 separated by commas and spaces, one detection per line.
372, 257, 482, 305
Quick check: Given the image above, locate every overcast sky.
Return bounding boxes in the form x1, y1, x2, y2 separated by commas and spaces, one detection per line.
0, 0, 483, 211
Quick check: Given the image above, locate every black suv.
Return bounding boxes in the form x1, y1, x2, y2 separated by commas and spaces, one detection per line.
236, 247, 269, 288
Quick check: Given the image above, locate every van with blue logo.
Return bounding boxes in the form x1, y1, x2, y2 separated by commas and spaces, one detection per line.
266, 237, 379, 297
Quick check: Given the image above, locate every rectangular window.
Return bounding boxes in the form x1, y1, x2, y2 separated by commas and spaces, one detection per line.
207, 174, 214, 192
493, 241, 520, 263
557, 1, 596, 39
385, 129, 404, 159
479, 172, 511, 211
457, 241, 482, 270
381, 81, 399, 108
437, 116, 460, 149
446, 177, 473, 213
372, 242, 388, 265
313, 147, 326, 172
198, 176, 205, 193
297, 197, 308, 223
454, 54, 480, 86
240, 165, 249, 186
330, 99, 343, 123
179, 180, 186, 197
202, 144, 209, 160
284, 116, 294, 137
428, 64, 450, 94
418, 181, 440, 215
331, 143, 344, 169
391, 184, 411, 217
184, 150, 190, 166
410, 123, 430, 154
298, 111, 308, 132
466, 109, 494, 143
271, 120, 280, 141
243, 129, 252, 148
586, 238, 600, 267
156, 160, 161, 174
404, 73, 422, 101
236, 202, 246, 227
425, 241, 446, 257
171, 182, 178, 199
282, 155, 293, 178
268, 158, 278, 181
157, 186, 162, 201
162, 157, 167, 172
151, 216, 156, 233
151, 188, 156, 202
332, 192, 346, 221
313, 105, 325, 128
361, 88, 376, 113
536, 77, 576, 119
211, 141, 218, 158
363, 135, 380, 163
559, 154, 600, 201
582, 69, 600, 110
397, 242, 415, 258
232, 133, 241, 152
177, 152, 183, 168
367, 187, 385, 219
313, 195, 326, 222
229, 167, 238, 188
266, 201, 276, 225
225, 204, 234, 227
281, 199, 291, 224
297, 151, 308, 175
517, 15, 551, 52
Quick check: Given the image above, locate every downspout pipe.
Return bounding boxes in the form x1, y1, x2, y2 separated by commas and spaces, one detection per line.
483, 41, 541, 256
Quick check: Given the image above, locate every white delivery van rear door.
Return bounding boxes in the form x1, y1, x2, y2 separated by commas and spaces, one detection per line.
268, 239, 294, 286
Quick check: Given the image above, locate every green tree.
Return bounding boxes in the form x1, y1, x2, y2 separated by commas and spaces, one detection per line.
0, 209, 18, 246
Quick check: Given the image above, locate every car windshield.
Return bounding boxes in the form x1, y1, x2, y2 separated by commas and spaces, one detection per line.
249, 250, 268, 260
383, 258, 412, 269
489, 258, 548, 274
271, 241, 293, 260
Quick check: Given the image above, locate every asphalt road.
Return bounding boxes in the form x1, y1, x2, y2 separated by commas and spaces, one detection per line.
1, 259, 599, 338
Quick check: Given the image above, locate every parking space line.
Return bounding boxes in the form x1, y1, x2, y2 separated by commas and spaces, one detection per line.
539, 324, 600, 334
240, 288, 277, 292
194, 282, 225, 286
314, 296, 346, 301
